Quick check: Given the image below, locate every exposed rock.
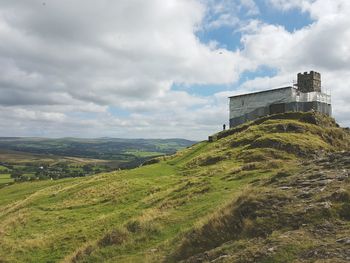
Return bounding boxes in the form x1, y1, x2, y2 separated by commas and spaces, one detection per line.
336, 237, 350, 245
177, 151, 350, 263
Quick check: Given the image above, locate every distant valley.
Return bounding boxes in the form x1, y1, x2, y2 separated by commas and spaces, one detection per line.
0, 137, 195, 185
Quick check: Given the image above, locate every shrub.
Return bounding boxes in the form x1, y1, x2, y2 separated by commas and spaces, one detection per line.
126, 220, 142, 233
98, 229, 128, 247
70, 245, 94, 263
339, 203, 350, 220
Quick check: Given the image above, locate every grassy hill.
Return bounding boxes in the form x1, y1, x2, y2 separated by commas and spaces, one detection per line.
0, 112, 349, 263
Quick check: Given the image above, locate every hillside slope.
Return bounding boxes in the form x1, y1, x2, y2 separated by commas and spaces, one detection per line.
0, 112, 349, 263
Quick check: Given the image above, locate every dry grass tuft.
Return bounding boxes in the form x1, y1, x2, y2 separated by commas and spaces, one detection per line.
63, 242, 96, 263
98, 229, 129, 247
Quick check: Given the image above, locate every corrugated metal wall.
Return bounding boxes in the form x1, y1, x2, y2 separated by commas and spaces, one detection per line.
229, 87, 332, 128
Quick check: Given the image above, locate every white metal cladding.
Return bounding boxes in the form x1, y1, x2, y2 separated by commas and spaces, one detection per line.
229, 87, 294, 119
293, 90, 331, 104
229, 87, 331, 119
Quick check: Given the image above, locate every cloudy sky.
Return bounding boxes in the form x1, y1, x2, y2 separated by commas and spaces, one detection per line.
0, 0, 349, 140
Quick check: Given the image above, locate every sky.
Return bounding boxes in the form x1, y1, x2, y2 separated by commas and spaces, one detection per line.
0, 0, 349, 140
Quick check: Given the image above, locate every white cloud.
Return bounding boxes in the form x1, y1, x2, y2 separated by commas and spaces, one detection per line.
268, 0, 350, 20
202, 0, 259, 30
0, 0, 247, 139
268, 0, 314, 12
0, 0, 241, 102
234, 0, 350, 128
0, 0, 349, 140
240, 0, 260, 15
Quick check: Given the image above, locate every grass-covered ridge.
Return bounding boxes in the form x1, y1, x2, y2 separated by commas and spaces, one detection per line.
0, 112, 349, 263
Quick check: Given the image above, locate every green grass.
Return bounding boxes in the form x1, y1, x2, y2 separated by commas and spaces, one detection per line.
0, 112, 348, 263
0, 159, 253, 262
0, 165, 9, 171
0, 174, 13, 186
124, 150, 164, 158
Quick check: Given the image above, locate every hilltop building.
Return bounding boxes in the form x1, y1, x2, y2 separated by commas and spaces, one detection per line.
229, 71, 332, 128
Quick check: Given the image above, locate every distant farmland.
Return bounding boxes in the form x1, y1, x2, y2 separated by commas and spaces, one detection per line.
0, 138, 196, 183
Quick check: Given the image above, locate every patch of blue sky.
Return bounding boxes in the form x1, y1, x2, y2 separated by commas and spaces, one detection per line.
256, 1, 314, 32
197, 1, 313, 52
196, 26, 242, 51
238, 65, 278, 85
184, 1, 312, 96
172, 65, 278, 97
172, 82, 232, 96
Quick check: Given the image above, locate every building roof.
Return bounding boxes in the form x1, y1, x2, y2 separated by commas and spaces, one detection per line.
228, 86, 295, 99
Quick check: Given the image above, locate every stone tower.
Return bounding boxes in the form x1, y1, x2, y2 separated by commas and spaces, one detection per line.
297, 71, 321, 93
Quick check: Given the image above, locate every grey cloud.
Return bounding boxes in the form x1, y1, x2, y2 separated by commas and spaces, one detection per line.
0, 0, 243, 139
0, 0, 239, 108
0, 0, 349, 140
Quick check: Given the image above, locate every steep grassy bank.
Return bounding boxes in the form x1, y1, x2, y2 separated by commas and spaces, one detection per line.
0, 112, 349, 262
174, 151, 350, 263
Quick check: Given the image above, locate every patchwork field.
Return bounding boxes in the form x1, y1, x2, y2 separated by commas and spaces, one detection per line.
0, 138, 195, 182
0, 174, 13, 187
